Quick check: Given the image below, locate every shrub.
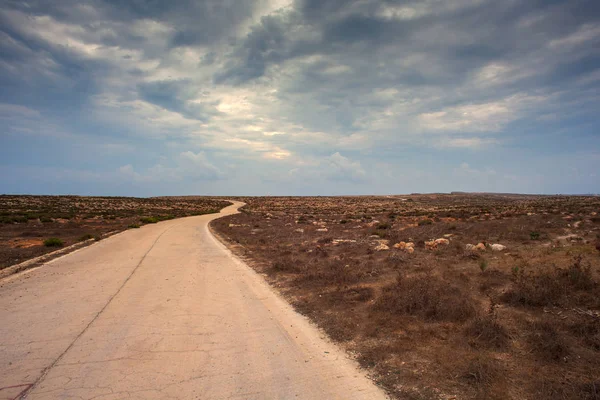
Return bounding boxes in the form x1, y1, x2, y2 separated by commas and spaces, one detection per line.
44, 237, 64, 247
140, 216, 159, 224
40, 216, 53, 223
128, 223, 141, 229
78, 234, 94, 242
502, 256, 596, 307
465, 315, 509, 349
373, 274, 476, 322
530, 231, 540, 240
418, 219, 433, 226
527, 320, 569, 361
376, 222, 391, 230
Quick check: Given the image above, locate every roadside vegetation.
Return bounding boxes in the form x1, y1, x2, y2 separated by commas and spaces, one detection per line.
213, 194, 600, 400
0, 195, 229, 269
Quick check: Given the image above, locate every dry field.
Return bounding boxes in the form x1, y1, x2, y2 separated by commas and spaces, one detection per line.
212, 194, 600, 400
0, 195, 229, 270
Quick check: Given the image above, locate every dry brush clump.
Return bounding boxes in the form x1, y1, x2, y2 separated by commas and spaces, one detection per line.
502, 256, 598, 308
373, 273, 476, 322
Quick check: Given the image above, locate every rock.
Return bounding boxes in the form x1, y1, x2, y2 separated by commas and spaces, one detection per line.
316, 228, 328, 232
443, 234, 453, 238
465, 244, 476, 251
393, 241, 415, 253
295, 228, 304, 233
332, 239, 357, 245
375, 243, 390, 251
490, 244, 506, 251
425, 240, 437, 250
475, 243, 486, 251
434, 238, 450, 246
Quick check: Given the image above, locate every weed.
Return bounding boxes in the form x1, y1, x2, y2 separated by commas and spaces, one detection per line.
418, 219, 433, 226
78, 234, 94, 242
530, 231, 541, 240
44, 237, 64, 247
140, 216, 159, 224
479, 259, 488, 272
128, 223, 141, 229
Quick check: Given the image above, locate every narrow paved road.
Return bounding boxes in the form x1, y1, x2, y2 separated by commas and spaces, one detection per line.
0, 202, 387, 400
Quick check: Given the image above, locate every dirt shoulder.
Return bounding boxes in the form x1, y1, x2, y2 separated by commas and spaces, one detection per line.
0, 195, 230, 271
211, 194, 600, 400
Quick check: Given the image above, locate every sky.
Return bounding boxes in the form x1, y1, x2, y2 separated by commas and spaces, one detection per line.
1, 0, 599, 196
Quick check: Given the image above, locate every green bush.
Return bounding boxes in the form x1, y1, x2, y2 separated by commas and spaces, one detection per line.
418, 219, 433, 226
530, 231, 541, 240
44, 238, 64, 247
140, 216, 159, 224
128, 223, 141, 229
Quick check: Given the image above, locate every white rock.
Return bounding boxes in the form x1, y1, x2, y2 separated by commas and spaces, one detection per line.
490, 244, 506, 251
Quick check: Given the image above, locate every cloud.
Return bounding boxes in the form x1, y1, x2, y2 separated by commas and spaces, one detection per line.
119, 151, 224, 183
1, 0, 599, 195
323, 152, 366, 181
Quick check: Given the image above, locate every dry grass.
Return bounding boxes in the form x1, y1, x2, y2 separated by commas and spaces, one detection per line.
212, 194, 600, 399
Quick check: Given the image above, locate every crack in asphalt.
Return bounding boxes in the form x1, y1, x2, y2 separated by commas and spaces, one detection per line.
19, 223, 181, 399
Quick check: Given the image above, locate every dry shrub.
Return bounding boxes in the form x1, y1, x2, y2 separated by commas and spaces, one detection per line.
460, 355, 503, 395
568, 318, 600, 351
372, 274, 476, 322
325, 285, 374, 304
502, 256, 597, 307
527, 320, 570, 361
536, 379, 600, 400
465, 315, 510, 350
294, 259, 362, 286
270, 256, 302, 273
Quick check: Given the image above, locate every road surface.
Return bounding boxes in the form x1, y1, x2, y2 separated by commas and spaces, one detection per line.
0, 201, 387, 400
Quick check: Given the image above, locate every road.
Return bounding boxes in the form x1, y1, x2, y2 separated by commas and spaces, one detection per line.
0, 201, 387, 400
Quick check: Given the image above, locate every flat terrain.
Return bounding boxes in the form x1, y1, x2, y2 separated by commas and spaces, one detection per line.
212, 194, 600, 399
0, 202, 386, 400
0, 195, 229, 270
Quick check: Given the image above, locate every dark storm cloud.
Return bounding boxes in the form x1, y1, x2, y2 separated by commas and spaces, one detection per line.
217, 0, 600, 89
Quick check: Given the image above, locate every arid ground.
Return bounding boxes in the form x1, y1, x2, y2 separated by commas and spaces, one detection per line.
212, 194, 600, 399
0, 195, 229, 270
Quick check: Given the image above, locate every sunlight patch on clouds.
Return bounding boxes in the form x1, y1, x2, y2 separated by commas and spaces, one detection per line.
418, 94, 546, 133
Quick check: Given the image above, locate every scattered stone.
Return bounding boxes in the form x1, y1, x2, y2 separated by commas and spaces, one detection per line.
316, 228, 328, 232
375, 243, 390, 251
332, 239, 357, 245
465, 244, 476, 251
490, 244, 506, 251
425, 238, 450, 250
295, 228, 304, 233
443, 234, 453, 238
393, 241, 415, 253
476, 243, 486, 251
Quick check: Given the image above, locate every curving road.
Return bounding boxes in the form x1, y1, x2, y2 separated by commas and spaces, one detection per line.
0, 201, 387, 400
